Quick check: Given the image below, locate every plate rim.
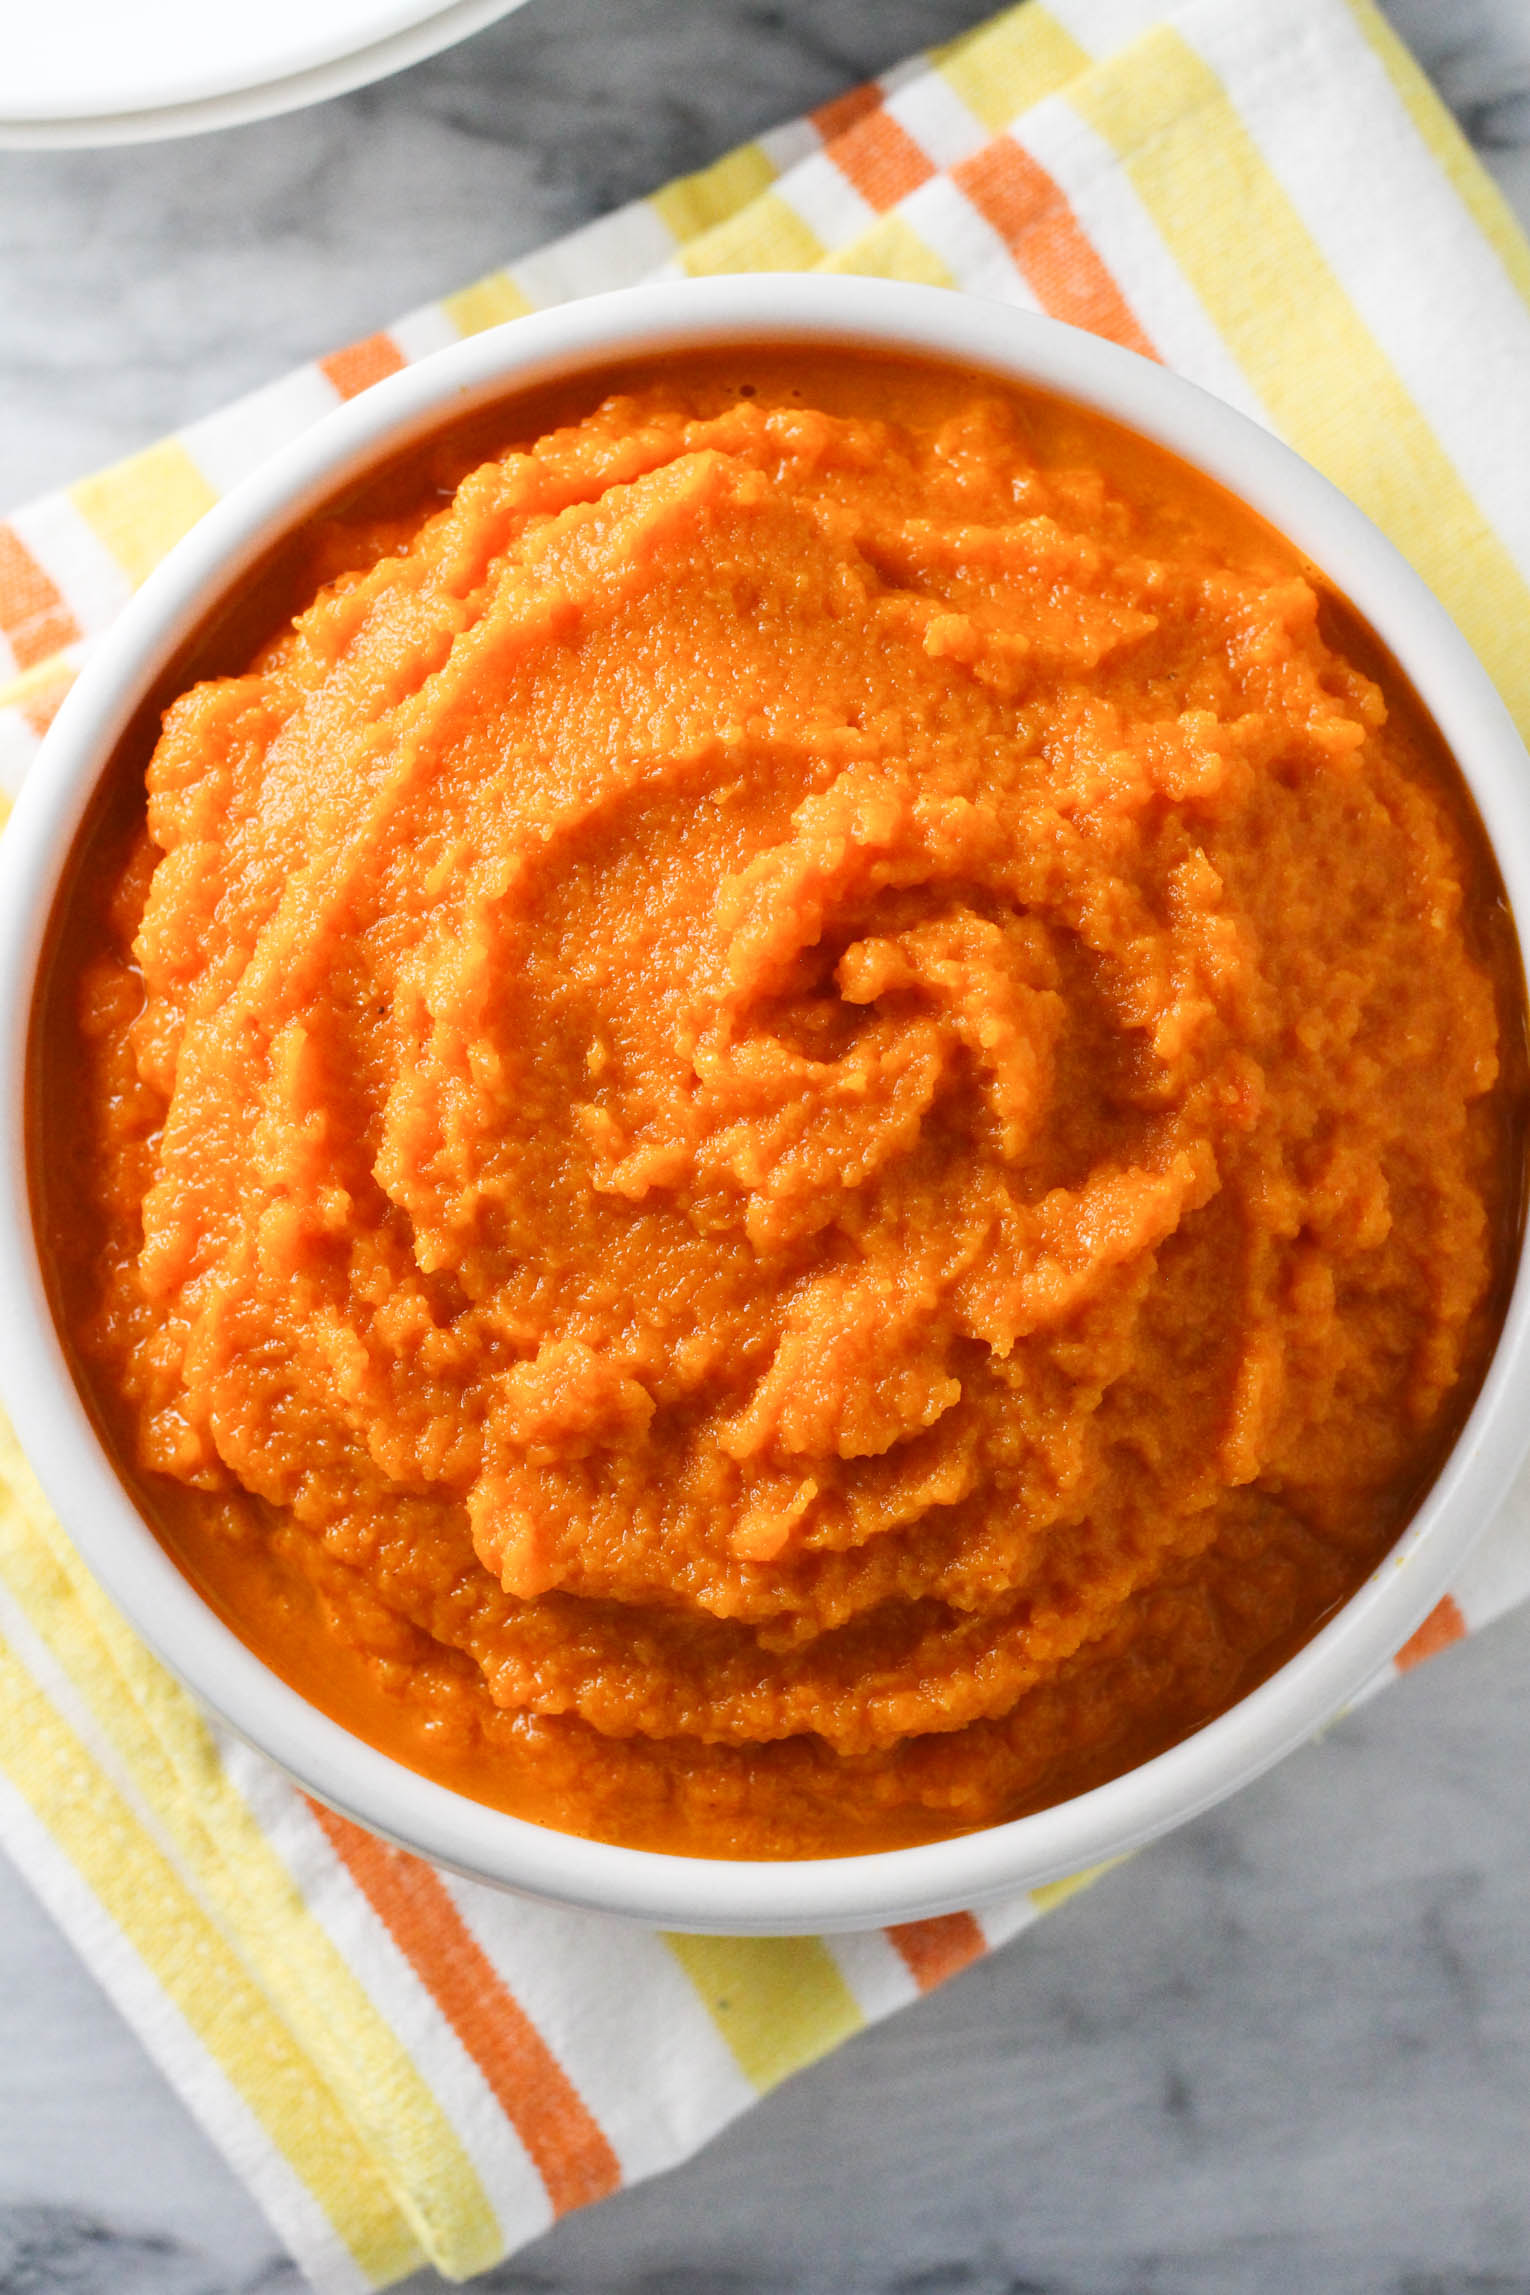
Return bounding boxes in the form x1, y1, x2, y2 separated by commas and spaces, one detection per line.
0, 0, 529, 148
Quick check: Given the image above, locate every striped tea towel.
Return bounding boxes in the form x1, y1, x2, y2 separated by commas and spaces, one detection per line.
4, 0, 1530, 2285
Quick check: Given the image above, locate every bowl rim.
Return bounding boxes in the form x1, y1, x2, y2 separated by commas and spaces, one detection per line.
2, 272, 1528, 1934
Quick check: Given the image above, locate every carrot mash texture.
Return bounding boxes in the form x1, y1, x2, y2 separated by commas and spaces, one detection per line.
55, 354, 1521, 1856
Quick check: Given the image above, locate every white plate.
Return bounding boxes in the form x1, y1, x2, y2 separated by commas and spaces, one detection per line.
0, 0, 529, 147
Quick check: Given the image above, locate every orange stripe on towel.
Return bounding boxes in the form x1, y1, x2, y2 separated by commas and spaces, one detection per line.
0, 526, 79, 670
311, 1807, 621, 2215
811, 79, 885, 146
830, 108, 936, 214
953, 140, 1158, 355
1393, 1593, 1468, 1672
21, 669, 74, 742
886, 1912, 986, 1991
319, 331, 407, 402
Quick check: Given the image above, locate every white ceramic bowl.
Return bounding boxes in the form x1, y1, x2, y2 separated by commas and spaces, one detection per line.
2, 275, 1527, 1934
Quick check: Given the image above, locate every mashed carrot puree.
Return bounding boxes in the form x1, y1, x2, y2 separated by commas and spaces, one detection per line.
40, 350, 1524, 1857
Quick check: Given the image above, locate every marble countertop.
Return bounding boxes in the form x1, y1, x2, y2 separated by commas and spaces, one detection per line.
3, 4, 1530, 2291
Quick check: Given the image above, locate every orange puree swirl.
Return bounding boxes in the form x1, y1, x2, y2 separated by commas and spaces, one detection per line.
49, 355, 1522, 1856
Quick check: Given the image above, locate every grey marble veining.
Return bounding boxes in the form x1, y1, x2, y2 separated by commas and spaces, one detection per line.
2, 5, 1530, 2293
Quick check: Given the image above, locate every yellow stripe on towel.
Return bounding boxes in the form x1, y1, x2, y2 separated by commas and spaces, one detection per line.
442, 272, 537, 338
1070, 26, 1530, 735
69, 440, 219, 590
664, 1934, 864, 2089
0, 1418, 505, 2278
0, 1629, 419, 2288
677, 191, 830, 277
935, 3, 1089, 132
819, 213, 958, 286
652, 141, 782, 245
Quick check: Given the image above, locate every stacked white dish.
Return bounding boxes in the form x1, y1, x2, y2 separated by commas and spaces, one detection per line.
0, 0, 528, 146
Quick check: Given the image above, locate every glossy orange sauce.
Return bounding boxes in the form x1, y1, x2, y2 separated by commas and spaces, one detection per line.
34, 349, 1527, 1857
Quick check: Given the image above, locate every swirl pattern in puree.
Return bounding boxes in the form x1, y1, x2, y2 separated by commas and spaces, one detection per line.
47, 350, 1524, 1856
